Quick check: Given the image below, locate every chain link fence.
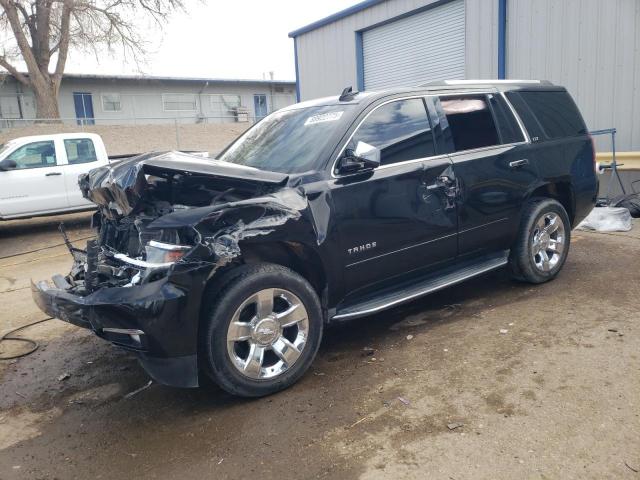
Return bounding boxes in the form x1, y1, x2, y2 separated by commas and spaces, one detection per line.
0, 117, 256, 156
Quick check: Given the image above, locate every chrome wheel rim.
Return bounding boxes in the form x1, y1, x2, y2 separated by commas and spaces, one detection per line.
531, 212, 565, 272
226, 288, 309, 380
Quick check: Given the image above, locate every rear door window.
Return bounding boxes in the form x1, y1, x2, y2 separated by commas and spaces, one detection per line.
349, 98, 435, 166
516, 90, 587, 139
5, 141, 57, 169
64, 138, 98, 164
435, 95, 500, 153
488, 94, 525, 144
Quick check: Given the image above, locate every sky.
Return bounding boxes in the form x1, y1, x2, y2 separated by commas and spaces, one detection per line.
57, 0, 355, 81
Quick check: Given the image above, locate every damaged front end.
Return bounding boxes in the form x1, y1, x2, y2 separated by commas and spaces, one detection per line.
31, 151, 307, 387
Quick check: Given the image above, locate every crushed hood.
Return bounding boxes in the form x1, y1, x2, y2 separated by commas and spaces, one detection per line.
79, 151, 289, 217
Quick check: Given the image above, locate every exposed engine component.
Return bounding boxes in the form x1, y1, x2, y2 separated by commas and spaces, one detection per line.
56, 151, 306, 294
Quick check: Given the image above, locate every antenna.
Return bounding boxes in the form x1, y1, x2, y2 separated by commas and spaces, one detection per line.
339, 86, 357, 101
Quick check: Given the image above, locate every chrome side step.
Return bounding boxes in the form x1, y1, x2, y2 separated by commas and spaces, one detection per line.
332, 251, 509, 321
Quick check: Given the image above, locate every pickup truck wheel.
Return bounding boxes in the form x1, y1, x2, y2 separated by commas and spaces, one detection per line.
509, 198, 571, 284
201, 263, 323, 397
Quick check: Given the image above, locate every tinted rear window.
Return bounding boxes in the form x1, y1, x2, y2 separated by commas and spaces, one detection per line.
504, 92, 545, 141
512, 90, 587, 140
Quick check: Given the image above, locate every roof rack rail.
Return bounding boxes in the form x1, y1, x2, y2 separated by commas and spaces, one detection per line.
418, 79, 554, 87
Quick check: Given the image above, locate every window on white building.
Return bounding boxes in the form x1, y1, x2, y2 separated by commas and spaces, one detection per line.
210, 94, 242, 118
101, 93, 122, 112
0, 95, 22, 118
163, 93, 197, 111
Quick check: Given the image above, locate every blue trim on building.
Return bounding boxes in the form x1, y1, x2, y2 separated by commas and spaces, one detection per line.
293, 37, 301, 102
288, 0, 386, 38
355, 32, 365, 91
498, 0, 507, 79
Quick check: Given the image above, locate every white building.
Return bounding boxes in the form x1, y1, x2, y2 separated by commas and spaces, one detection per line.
289, 0, 640, 153
0, 74, 297, 125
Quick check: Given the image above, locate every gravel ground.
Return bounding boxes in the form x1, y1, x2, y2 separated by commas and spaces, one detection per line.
0, 123, 250, 156
0, 214, 638, 480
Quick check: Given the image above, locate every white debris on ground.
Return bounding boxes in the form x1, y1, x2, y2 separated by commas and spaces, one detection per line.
577, 207, 633, 232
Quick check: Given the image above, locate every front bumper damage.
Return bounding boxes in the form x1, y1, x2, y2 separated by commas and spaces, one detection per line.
32, 263, 212, 387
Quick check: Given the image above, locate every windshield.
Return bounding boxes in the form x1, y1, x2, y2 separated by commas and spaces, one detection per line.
0, 141, 15, 158
219, 105, 353, 174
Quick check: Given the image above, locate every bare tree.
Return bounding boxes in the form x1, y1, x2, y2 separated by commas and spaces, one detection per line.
0, 0, 183, 119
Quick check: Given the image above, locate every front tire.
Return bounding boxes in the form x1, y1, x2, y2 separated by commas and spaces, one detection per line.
509, 198, 571, 284
201, 263, 323, 397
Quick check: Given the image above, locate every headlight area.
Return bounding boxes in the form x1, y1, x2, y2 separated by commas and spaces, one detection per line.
112, 240, 193, 284
72, 218, 208, 292
146, 240, 191, 264
114, 240, 191, 268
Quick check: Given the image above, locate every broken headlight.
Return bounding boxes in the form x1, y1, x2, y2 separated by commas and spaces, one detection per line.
145, 240, 191, 264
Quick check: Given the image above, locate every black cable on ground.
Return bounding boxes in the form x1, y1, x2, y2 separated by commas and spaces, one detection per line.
0, 317, 54, 360
0, 235, 95, 261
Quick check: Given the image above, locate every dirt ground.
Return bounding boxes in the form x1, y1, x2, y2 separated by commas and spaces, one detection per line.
0, 213, 638, 480
0, 123, 250, 156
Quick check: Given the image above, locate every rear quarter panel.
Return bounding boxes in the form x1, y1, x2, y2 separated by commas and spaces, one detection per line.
533, 135, 597, 226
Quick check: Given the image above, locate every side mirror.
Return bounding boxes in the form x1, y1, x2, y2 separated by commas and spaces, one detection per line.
339, 141, 381, 173
0, 159, 17, 171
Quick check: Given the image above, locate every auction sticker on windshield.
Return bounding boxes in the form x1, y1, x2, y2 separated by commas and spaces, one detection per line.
304, 111, 344, 126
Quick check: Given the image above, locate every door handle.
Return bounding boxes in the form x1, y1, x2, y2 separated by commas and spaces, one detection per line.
426, 175, 454, 190
45, 172, 62, 176
437, 174, 455, 186
509, 159, 529, 168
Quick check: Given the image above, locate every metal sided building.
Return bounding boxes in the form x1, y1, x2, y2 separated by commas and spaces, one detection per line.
289, 0, 640, 158
0, 74, 297, 125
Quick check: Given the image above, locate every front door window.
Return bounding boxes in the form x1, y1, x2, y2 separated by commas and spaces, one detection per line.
347, 98, 436, 166
6, 140, 57, 169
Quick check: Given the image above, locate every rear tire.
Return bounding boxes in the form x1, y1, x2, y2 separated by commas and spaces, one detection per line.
509, 198, 571, 284
200, 263, 323, 397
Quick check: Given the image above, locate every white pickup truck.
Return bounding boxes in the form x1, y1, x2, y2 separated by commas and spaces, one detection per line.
0, 133, 118, 220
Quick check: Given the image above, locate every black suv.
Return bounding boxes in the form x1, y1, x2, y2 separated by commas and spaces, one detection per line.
32, 80, 597, 397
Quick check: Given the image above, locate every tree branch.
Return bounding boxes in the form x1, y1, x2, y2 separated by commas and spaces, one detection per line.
34, 0, 54, 71
53, 0, 71, 80
14, 2, 31, 26
0, 0, 46, 86
0, 55, 30, 86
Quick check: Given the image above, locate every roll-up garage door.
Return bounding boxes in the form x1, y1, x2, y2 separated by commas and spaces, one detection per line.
362, 0, 465, 90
